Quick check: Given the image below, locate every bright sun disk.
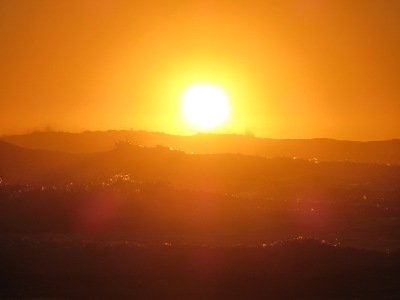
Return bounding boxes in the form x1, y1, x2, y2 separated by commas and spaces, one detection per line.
182, 84, 230, 130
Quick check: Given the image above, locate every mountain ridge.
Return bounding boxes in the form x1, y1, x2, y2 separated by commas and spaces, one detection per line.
1, 130, 400, 165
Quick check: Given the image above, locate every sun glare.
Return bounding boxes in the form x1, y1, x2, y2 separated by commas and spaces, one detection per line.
182, 84, 230, 130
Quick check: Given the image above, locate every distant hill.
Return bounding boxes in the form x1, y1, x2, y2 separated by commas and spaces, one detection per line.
0, 141, 399, 197
1, 130, 400, 164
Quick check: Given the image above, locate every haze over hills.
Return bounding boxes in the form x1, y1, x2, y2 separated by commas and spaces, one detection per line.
2, 130, 400, 165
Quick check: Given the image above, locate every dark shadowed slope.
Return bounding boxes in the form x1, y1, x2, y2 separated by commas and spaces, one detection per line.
2, 131, 400, 164
0, 141, 87, 184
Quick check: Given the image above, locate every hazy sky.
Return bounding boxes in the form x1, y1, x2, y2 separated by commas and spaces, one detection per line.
0, 0, 399, 140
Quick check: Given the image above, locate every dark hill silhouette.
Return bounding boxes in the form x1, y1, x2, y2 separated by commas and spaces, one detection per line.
0, 140, 31, 156
0, 140, 87, 184
2, 130, 400, 164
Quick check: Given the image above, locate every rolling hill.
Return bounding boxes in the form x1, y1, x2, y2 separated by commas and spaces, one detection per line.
2, 130, 400, 164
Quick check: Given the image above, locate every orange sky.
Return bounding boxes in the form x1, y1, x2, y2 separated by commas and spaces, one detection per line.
0, 0, 399, 140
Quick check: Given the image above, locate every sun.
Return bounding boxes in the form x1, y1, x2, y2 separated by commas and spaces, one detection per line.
182, 84, 230, 130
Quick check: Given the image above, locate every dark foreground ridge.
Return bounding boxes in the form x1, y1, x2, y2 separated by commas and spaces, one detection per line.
1, 236, 399, 299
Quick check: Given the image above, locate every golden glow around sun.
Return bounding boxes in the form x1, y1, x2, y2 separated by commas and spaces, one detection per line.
182, 84, 230, 130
